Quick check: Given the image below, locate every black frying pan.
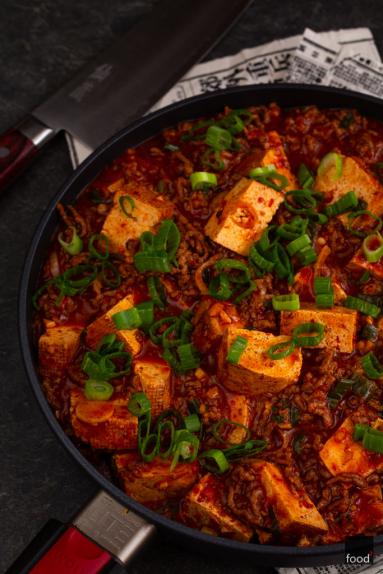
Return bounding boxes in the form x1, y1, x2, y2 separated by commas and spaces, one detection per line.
16, 84, 383, 572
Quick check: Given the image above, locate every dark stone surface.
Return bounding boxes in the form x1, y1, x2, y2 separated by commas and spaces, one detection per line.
0, 0, 382, 572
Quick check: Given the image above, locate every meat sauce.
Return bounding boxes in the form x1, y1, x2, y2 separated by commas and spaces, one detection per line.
34, 103, 383, 546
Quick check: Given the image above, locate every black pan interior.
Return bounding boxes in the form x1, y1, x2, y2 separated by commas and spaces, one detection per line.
18, 84, 383, 566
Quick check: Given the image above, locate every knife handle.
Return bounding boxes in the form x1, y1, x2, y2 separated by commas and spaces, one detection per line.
0, 118, 55, 191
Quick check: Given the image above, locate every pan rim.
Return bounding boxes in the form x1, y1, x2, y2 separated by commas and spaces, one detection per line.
18, 83, 383, 563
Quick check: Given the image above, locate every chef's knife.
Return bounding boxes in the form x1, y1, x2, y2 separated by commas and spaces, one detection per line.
0, 0, 253, 191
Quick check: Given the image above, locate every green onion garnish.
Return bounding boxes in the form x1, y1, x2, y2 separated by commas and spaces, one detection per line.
276, 217, 308, 240
119, 194, 136, 220
58, 226, 83, 255
249, 165, 289, 191
284, 189, 318, 215
198, 449, 230, 474
272, 294, 300, 311
317, 152, 343, 181
190, 171, 218, 190
249, 244, 275, 273
361, 324, 379, 342
353, 423, 383, 454
82, 342, 132, 381
147, 276, 166, 309
184, 413, 201, 433
297, 245, 317, 266
347, 210, 382, 238
84, 380, 114, 401
325, 191, 358, 217
298, 163, 314, 189
134, 251, 172, 273
100, 260, 121, 289
286, 234, 311, 256
344, 295, 380, 318
128, 392, 152, 417
292, 322, 325, 347
314, 276, 332, 294
88, 233, 110, 260
205, 125, 232, 151
134, 219, 180, 273
362, 351, 383, 379
226, 336, 248, 364
267, 339, 296, 360
112, 301, 154, 330
170, 430, 200, 470
353, 423, 370, 441
163, 343, 200, 374
164, 143, 179, 152
211, 418, 251, 445
208, 273, 232, 300
315, 293, 334, 307
362, 232, 383, 263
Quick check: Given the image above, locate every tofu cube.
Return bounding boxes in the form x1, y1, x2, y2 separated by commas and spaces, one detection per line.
205, 178, 284, 255
319, 417, 383, 477
348, 248, 383, 280
227, 393, 251, 444
101, 182, 174, 260
86, 294, 141, 355
237, 132, 297, 191
314, 155, 383, 216
133, 359, 172, 418
114, 452, 198, 506
180, 474, 253, 542
218, 327, 302, 396
250, 461, 328, 534
70, 388, 137, 450
39, 325, 82, 379
280, 304, 357, 354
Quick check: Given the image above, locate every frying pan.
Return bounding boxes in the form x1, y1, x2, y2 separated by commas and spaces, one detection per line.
16, 84, 383, 571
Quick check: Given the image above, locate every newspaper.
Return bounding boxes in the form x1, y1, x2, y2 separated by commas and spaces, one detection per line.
64, 24, 383, 574
66, 26, 382, 167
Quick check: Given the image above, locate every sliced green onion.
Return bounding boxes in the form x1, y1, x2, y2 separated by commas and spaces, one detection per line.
223, 439, 267, 460
361, 324, 379, 342
58, 226, 83, 255
362, 352, 383, 379
267, 339, 296, 360
149, 316, 178, 345
84, 380, 114, 401
272, 294, 300, 311
128, 392, 151, 417
154, 219, 180, 262
276, 217, 308, 240
88, 233, 110, 260
201, 149, 225, 171
316, 293, 334, 308
208, 273, 232, 300
257, 225, 278, 253
147, 276, 166, 309
353, 423, 370, 441
344, 296, 380, 318
310, 212, 328, 225
249, 167, 289, 191
314, 276, 332, 294
284, 190, 318, 215
215, 258, 251, 284
347, 210, 382, 238
62, 264, 98, 290
119, 194, 136, 220
199, 448, 229, 474
297, 245, 317, 266
82, 349, 131, 381
97, 333, 124, 355
177, 343, 200, 371
292, 322, 325, 347
220, 111, 245, 134
184, 413, 201, 433
287, 234, 311, 256
227, 336, 248, 364
249, 164, 276, 178
363, 429, 383, 454
325, 191, 358, 217
134, 251, 171, 273
232, 280, 256, 304
298, 163, 314, 189
249, 244, 275, 273
164, 143, 179, 151
211, 418, 251, 445
170, 430, 200, 470
100, 260, 121, 289
271, 243, 292, 279
136, 301, 154, 329
317, 152, 343, 181
362, 232, 383, 263
190, 171, 218, 190
112, 307, 142, 329
205, 125, 232, 150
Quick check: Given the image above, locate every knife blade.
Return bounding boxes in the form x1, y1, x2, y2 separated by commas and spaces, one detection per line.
0, 0, 253, 191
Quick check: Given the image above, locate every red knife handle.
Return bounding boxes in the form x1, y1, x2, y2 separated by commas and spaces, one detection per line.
0, 118, 55, 191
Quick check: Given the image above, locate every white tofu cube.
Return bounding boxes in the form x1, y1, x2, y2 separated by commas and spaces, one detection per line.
101, 182, 174, 260
320, 417, 383, 477
280, 304, 357, 354
39, 325, 82, 379
86, 294, 141, 355
205, 178, 284, 255
180, 474, 253, 542
314, 155, 383, 216
218, 327, 302, 396
250, 460, 328, 534
133, 359, 172, 418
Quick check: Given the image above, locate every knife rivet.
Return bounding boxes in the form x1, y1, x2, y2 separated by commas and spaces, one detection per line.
0, 147, 10, 158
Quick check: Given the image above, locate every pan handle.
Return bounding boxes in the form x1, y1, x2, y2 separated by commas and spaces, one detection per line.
0, 118, 55, 191
5, 490, 156, 573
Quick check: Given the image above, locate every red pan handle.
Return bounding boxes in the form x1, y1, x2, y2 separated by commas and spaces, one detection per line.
0, 118, 55, 191
5, 491, 156, 573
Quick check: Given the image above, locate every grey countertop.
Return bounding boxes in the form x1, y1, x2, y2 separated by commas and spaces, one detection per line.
1, 1, 382, 572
